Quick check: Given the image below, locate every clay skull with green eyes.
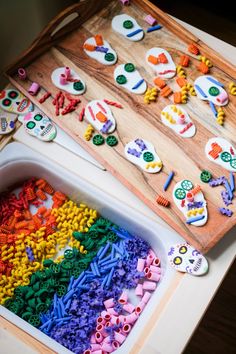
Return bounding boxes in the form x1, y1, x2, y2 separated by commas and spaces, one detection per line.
18, 108, 57, 141
0, 89, 34, 114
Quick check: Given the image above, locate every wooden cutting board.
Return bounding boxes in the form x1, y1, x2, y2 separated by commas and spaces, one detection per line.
5, 0, 236, 253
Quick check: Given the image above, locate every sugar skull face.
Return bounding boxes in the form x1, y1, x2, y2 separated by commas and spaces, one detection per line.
168, 243, 209, 276
205, 137, 236, 172
146, 48, 176, 79
112, 14, 144, 41
51, 67, 86, 95
173, 179, 208, 226
194, 75, 228, 106
0, 89, 34, 114
83, 35, 117, 65
124, 138, 162, 173
85, 100, 116, 134
18, 108, 57, 141
161, 105, 196, 138
0, 112, 16, 135
114, 63, 147, 94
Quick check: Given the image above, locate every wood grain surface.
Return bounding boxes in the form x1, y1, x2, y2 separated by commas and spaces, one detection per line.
5, 0, 236, 253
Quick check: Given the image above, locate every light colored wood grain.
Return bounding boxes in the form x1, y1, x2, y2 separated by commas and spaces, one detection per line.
6, 0, 236, 253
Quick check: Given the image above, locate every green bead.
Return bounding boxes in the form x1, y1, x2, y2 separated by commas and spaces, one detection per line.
43, 259, 54, 268
61, 259, 73, 270
64, 249, 74, 259
28, 298, 36, 309
116, 75, 127, 85
93, 134, 105, 146
105, 52, 115, 62
200, 170, 212, 183
123, 20, 133, 29
73, 81, 84, 91
21, 312, 32, 321
208, 86, 220, 96
28, 315, 41, 327
143, 151, 154, 162
56, 285, 67, 297
181, 180, 193, 191
25, 289, 35, 300
220, 151, 231, 162
36, 303, 48, 314
174, 188, 186, 200
106, 135, 118, 146
124, 63, 135, 72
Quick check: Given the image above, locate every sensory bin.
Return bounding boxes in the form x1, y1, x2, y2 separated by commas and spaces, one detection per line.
0, 175, 165, 354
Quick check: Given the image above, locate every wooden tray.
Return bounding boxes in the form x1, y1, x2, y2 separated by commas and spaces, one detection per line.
5, 0, 236, 253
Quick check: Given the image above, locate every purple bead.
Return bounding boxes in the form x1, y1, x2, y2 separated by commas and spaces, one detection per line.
100, 119, 112, 133
221, 190, 232, 206
95, 46, 109, 53
219, 207, 233, 217
134, 138, 147, 151
209, 176, 226, 187
187, 201, 204, 210
127, 148, 142, 157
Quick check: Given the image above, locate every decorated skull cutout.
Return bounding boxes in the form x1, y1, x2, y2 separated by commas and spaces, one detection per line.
18, 108, 57, 141
0, 89, 34, 114
168, 243, 209, 276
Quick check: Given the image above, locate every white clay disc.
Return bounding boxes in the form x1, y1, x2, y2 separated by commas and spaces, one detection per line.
18, 107, 57, 142
168, 243, 209, 276
51, 67, 86, 95
114, 64, 147, 94
173, 180, 208, 226
161, 105, 196, 138
205, 137, 236, 172
146, 47, 176, 79
0, 112, 17, 135
0, 88, 34, 115
112, 14, 144, 41
83, 37, 117, 65
124, 138, 162, 173
194, 75, 228, 106
85, 100, 116, 134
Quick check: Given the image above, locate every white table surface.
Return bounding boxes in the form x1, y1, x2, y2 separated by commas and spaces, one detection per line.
2, 15, 236, 354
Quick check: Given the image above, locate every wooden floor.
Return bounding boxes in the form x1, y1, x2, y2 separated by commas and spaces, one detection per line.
184, 259, 236, 354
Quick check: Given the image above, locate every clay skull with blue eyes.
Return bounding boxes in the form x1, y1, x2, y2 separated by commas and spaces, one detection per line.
18, 108, 57, 141
0, 89, 34, 114
168, 243, 208, 276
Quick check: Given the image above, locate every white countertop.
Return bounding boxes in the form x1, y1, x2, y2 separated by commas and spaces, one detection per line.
1, 15, 236, 354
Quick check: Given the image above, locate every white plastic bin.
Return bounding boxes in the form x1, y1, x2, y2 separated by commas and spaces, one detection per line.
0, 142, 182, 354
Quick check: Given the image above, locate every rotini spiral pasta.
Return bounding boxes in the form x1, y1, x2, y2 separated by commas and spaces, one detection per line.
84, 124, 94, 141
176, 65, 186, 78
229, 82, 236, 96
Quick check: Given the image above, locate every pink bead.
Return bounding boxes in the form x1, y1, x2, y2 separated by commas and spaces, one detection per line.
90, 334, 96, 344
107, 307, 118, 316
18, 67, 27, 80
150, 265, 161, 274
64, 66, 71, 79
122, 323, 132, 334
147, 271, 161, 282
135, 283, 143, 297
112, 341, 120, 350
104, 298, 115, 309
144, 266, 150, 275
114, 331, 126, 344
120, 0, 130, 5
152, 257, 161, 267
142, 291, 152, 304
83, 350, 91, 354
135, 301, 146, 315
118, 291, 128, 304
144, 14, 157, 26
105, 321, 111, 328
119, 315, 126, 324
104, 336, 111, 344
101, 311, 111, 321
216, 91, 228, 104
95, 332, 103, 343
28, 82, 40, 96
60, 73, 67, 85
101, 342, 113, 353
143, 281, 156, 291
146, 254, 154, 266
97, 316, 105, 325
96, 324, 107, 336
124, 312, 138, 324
90, 344, 101, 351
92, 351, 103, 354
177, 114, 186, 124
110, 316, 120, 325
123, 302, 135, 313
186, 191, 194, 202
137, 258, 145, 272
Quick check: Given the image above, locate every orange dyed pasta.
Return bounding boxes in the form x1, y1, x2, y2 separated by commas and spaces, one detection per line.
15, 220, 29, 229
198, 62, 209, 74
176, 77, 187, 88
174, 92, 182, 104
148, 55, 158, 65
158, 53, 168, 63
160, 86, 172, 97
179, 55, 190, 67
156, 195, 170, 207
153, 77, 166, 89
36, 189, 47, 201
188, 43, 199, 55
191, 185, 201, 195
83, 43, 96, 51
43, 182, 54, 195
25, 187, 36, 201
94, 34, 103, 46
96, 111, 107, 123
